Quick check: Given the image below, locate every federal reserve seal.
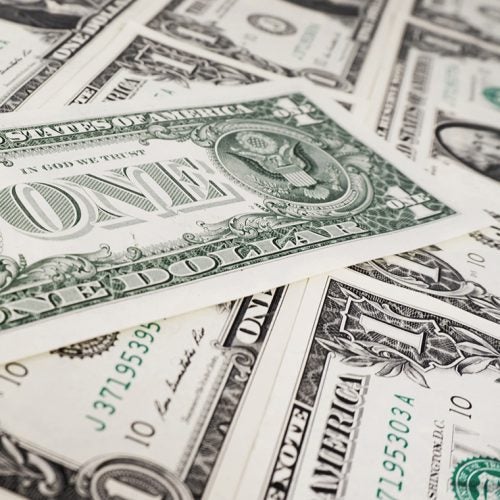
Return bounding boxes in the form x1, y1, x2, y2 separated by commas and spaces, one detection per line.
452, 456, 500, 500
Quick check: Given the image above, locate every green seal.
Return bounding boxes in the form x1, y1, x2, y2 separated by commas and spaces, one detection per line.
483, 87, 500, 108
452, 456, 500, 500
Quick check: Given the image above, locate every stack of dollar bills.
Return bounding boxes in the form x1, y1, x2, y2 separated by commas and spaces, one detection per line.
0, 1, 498, 499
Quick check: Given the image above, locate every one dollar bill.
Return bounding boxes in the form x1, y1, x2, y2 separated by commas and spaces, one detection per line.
140, 0, 391, 101
0, 0, 142, 111
372, 21, 500, 212
0, 80, 485, 362
0, 284, 305, 500
50, 23, 268, 106
237, 269, 500, 499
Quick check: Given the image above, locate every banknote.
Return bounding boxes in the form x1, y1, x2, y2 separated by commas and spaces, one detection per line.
237, 269, 500, 499
0, 80, 485, 363
0, 0, 146, 112
374, 22, 500, 160
52, 24, 268, 106
139, 0, 391, 99
370, 21, 500, 214
353, 228, 500, 325
412, 0, 500, 45
0, 283, 305, 500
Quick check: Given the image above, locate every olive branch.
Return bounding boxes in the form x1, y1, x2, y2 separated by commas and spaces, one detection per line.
317, 336, 430, 388
317, 328, 500, 388
452, 326, 500, 383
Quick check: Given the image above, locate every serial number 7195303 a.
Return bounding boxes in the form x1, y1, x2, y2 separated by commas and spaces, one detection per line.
376, 393, 415, 500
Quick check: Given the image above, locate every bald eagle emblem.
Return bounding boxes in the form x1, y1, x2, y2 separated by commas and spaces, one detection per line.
229, 131, 337, 201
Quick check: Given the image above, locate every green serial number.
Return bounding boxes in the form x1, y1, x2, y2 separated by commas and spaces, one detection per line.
376, 394, 415, 500
85, 322, 160, 431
